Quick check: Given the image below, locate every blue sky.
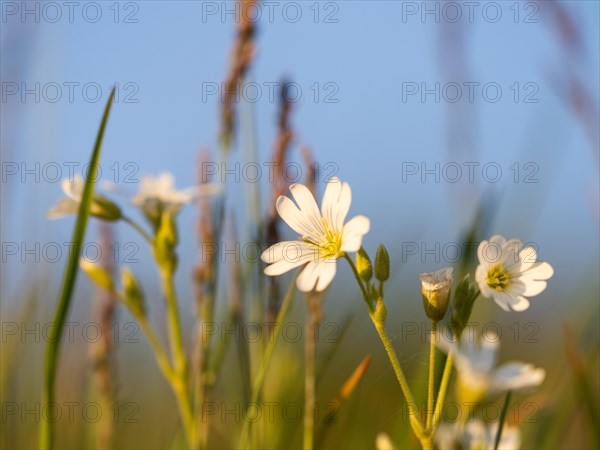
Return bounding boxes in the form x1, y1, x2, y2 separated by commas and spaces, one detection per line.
2, 1, 599, 312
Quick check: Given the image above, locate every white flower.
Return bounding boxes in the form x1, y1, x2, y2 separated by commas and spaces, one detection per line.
48, 176, 121, 221
261, 177, 370, 292
475, 235, 554, 312
132, 172, 219, 209
375, 432, 397, 450
436, 420, 521, 450
439, 332, 545, 402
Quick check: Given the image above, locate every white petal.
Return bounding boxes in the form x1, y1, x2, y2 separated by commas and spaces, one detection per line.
340, 215, 370, 252
321, 177, 341, 229
478, 239, 502, 266
491, 292, 511, 312
47, 197, 79, 219
500, 239, 523, 267
520, 261, 554, 280
334, 182, 352, 232
276, 195, 321, 239
261, 241, 315, 264
315, 259, 337, 291
475, 264, 493, 298
264, 254, 312, 276
492, 363, 545, 391
511, 278, 547, 297
296, 262, 322, 292
289, 183, 324, 236
509, 294, 530, 311
489, 234, 507, 246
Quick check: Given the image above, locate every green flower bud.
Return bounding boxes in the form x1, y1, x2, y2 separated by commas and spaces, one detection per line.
121, 268, 145, 318
451, 274, 479, 338
419, 267, 453, 323
80, 259, 113, 291
374, 244, 390, 282
356, 247, 373, 282
153, 210, 178, 273
90, 195, 122, 221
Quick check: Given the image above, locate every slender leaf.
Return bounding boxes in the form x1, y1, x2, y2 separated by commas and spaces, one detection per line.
39, 88, 115, 450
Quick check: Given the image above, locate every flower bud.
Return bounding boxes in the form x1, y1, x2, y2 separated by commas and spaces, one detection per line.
80, 259, 113, 291
153, 210, 178, 273
121, 268, 145, 318
356, 247, 373, 282
451, 274, 479, 338
419, 267, 453, 323
374, 244, 390, 282
90, 195, 122, 221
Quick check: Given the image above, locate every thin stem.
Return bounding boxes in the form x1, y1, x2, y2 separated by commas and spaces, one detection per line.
426, 321, 437, 431
371, 319, 426, 439
343, 256, 425, 439
122, 214, 153, 244
494, 391, 512, 450
137, 316, 176, 382
342, 254, 372, 308
304, 295, 320, 450
239, 275, 297, 449
161, 271, 187, 374
432, 352, 453, 430
160, 270, 195, 448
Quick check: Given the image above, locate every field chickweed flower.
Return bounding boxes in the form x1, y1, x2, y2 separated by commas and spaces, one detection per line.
261, 177, 370, 292
132, 172, 220, 227
475, 235, 554, 312
436, 420, 521, 450
48, 176, 122, 221
132, 172, 219, 210
439, 333, 545, 403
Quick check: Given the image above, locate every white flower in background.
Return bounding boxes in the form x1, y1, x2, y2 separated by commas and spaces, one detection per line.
48, 176, 121, 221
435, 420, 521, 450
128, 172, 220, 229
261, 177, 370, 292
132, 172, 219, 210
475, 235, 554, 312
438, 332, 545, 403
375, 432, 397, 450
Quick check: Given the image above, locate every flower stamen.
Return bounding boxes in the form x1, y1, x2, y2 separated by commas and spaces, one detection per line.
486, 264, 512, 291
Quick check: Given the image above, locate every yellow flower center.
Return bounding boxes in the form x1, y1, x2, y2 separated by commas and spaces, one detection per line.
303, 219, 343, 260
486, 264, 512, 291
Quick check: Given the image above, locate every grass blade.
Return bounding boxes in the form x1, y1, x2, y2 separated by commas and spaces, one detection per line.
39, 87, 115, 450
494, 390, 512, 450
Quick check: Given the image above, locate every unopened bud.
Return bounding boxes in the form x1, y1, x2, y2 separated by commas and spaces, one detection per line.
121, 268, 145, 318
80, 259, 113, 291
419, 267, 453, 323
356, 247, 373, 282
374, 244, 390, 282
451, 274, 479, 338
153, 210, 178, 273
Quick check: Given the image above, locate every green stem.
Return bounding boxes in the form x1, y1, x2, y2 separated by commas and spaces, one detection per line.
426, 321, 437, 431
432, 352, 453, 431
494, 391, 512, 450
371, 317, 427, 440
122, 215, 153, 244
304, 298, 319, 450
160, 269, 195, 448
239, 275, 297, 449
342, 254, 372, 309
343, 256, 425, 439
137, 316, 176, 382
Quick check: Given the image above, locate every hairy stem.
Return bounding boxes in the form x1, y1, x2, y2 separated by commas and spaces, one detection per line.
426, 321, 437, 431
